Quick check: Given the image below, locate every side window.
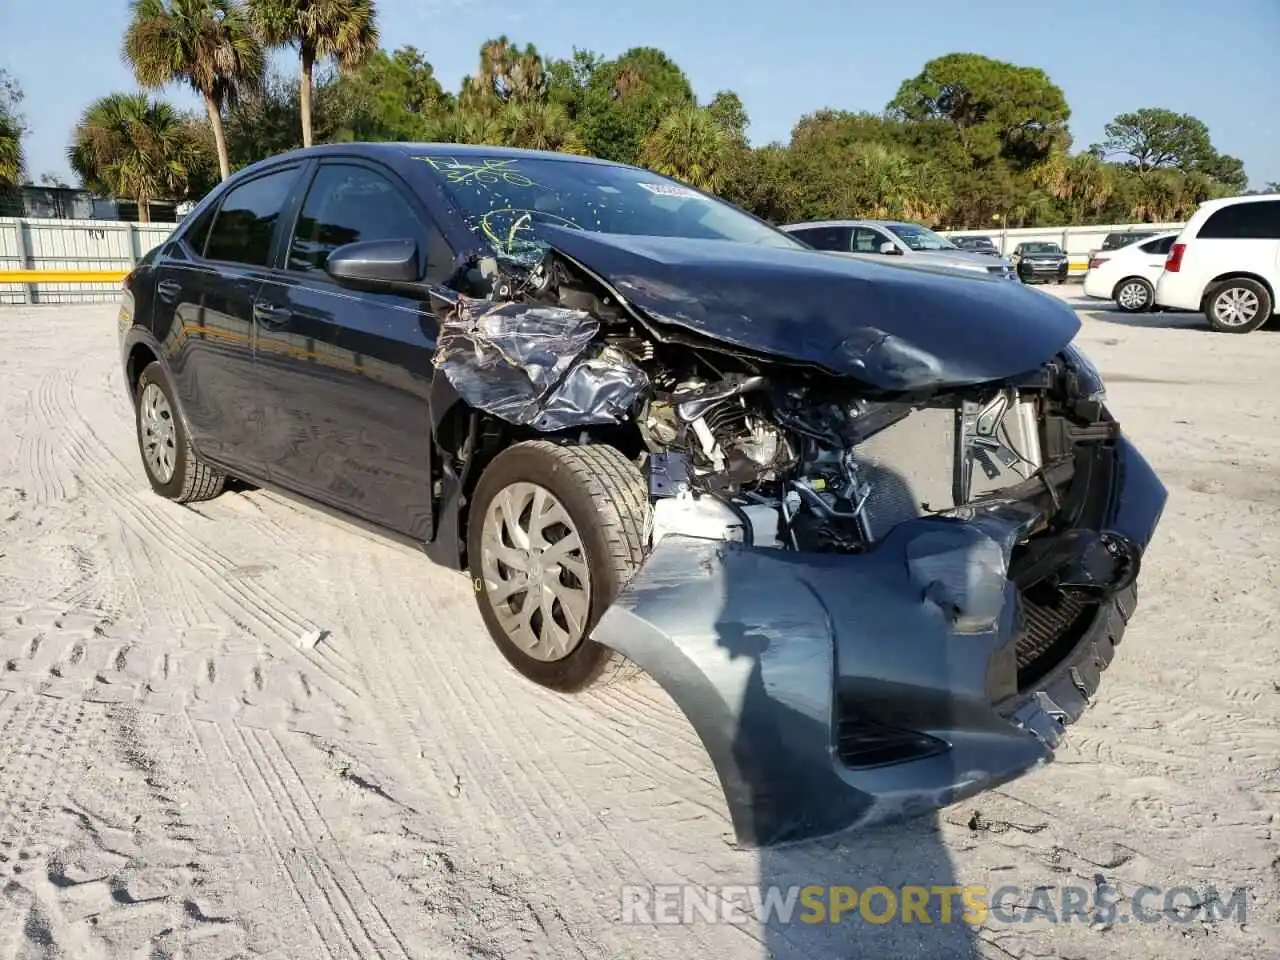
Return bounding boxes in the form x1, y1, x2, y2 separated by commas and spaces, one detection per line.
1198, 201, 1280, 240
289, 164, 440, 277
181, 203, 218, 256
791, 226, 851, 251
203, 167, 300, 266
1140, 236, 1175, 255
851, 228, 889, 253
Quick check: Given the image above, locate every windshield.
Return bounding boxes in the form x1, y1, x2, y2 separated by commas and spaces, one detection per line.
1021, 242, 1063, 254
884, 223, 957, 251
416, 153, 802, 259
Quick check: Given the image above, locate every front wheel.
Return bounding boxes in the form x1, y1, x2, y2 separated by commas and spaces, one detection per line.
1114, 277, 1153, 313
1205, 279, 1272, 333
468, 441, 650, 692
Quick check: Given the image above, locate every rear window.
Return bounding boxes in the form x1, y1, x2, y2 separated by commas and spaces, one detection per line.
1198, 200, 1280, 240
790, 226, 852, 251
1102, 232, 1154, 250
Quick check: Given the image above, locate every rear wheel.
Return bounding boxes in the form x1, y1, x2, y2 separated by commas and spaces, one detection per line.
1205, 278, 1272, 333
134, 362, 225, 502
468, 441, 650, 692
1113, 277, 1153, 313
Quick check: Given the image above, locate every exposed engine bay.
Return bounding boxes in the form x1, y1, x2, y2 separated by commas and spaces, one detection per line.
432, 248, 1100, 557
422, 234, 1162, 849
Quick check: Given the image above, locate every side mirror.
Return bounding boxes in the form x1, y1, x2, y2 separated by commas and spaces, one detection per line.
325, 238, 421, 287
878, 241, 902, 256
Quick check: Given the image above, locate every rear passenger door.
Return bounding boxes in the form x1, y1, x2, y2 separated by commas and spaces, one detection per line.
789, 225, 853, 252
252, 159, 455, 539
151, 164, 302, 471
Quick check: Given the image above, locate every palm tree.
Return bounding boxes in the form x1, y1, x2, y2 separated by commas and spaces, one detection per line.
69, 93, 211, 222
422, 108, 502, 147
639, 106, 732, 194
249, 0, 378, 148
124, 0, 264, 182
0, 71, 26, 189
0, 111, 22, 188
497, 101, 584, 154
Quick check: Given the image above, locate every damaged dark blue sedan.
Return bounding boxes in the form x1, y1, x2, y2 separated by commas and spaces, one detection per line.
117, 143, 1167, 848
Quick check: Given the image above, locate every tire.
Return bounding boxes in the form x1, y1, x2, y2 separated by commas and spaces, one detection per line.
468, 441, 650, 692
134, 361, 226, 502
1113, 277, 1153, 313
1205, 278, 1272, 334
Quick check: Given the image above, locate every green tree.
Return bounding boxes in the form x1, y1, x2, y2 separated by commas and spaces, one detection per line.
545, 47, 603, 119
888, 53, 1070, 169
328, 46, 449, 141
1098, 108, 1210, 172
422, 109, 502, 146
224, 68, 355, 168
1196, 152, 1247, 192
707, 90, 749, 144
1036, 152, 1117, 223
0, 69, 26, 188
639, 106, 732, 193
249, 0, 378, 148
496, 100, 585, 153
719, 143, 796, 222
69, 92, 212, 221
579, 47, 694, 164
124, 0, 264, 182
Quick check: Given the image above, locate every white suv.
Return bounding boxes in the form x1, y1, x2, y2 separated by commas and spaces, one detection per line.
1155, 194, 1280, 333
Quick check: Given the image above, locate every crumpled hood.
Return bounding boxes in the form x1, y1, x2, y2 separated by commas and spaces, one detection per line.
540, 227, 1081, 391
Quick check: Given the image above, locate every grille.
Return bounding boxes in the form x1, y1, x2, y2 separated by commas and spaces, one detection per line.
854, 406, 958, 541
836, 711, 949, 769
1015, 591, 1099, 687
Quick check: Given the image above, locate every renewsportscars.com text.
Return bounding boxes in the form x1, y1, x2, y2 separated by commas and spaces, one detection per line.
619, 883, 1248, 927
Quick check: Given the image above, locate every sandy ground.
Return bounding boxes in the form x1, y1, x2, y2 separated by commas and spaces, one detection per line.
0, 288, 1277, 959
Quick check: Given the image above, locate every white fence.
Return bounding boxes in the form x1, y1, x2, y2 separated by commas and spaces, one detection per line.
938, 221, 1186, 259
0, 217, 176, 305
1, 216, 1189, 306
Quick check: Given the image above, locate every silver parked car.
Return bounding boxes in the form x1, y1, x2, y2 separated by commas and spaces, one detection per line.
780, 219, 1017, 280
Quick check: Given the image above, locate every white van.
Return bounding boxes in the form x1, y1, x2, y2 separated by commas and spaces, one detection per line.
1155, 194, 1280, 333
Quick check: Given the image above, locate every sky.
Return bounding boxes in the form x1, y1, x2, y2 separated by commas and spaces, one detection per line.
2, 0, 1278, 189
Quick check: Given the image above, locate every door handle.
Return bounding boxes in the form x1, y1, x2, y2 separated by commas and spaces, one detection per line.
253, 301, 291, 327
156, 279, 181, 303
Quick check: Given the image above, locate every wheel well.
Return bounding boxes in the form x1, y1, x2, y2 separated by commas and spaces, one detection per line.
126, 343, 158, 399
1110, 275, 1152, 300
1201, 272, 1275, 311
434, 403, 645, 569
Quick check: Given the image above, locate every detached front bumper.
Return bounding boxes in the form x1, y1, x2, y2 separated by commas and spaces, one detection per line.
592, 435, 1166, 848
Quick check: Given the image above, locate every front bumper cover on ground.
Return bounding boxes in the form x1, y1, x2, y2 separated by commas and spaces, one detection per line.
592, 436, 1166, 848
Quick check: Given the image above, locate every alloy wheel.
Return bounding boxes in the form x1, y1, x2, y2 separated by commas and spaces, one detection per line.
139, 382, 177, 483
479, 481, 591, 662
1212, 287, 1260, 328
1117, 281, 1149, 310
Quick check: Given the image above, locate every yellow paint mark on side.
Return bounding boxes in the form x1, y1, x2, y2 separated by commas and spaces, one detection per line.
0, 270, 128, 284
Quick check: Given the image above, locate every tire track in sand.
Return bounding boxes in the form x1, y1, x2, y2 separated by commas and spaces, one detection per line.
38, 364, 363, 704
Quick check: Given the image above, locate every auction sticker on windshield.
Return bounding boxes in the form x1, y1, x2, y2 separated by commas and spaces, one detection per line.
637, 182, 704, 200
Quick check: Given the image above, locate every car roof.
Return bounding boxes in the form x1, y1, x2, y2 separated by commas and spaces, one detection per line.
779, 219, 913, 230
1193, 192, 1280, 212
229, 141, 634, 180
